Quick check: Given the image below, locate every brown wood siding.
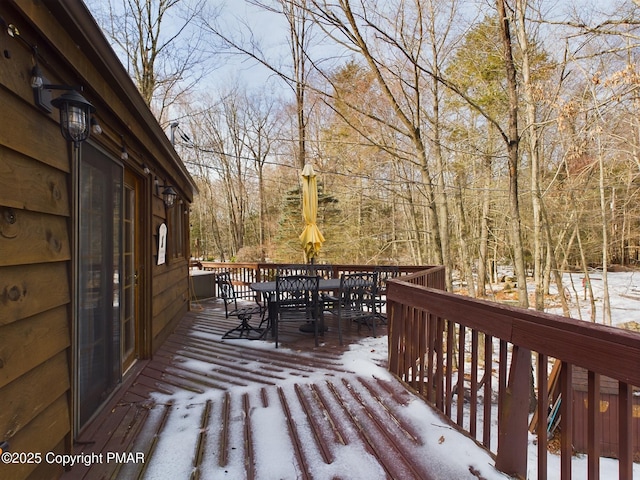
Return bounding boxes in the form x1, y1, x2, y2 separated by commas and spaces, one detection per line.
151, 201, 189, 353
151, 258, 190, 352
572, 367, 640, 459
1, 3, 195, 478
0, 145, 70, 216
4, 394, 69, 480
0, 5, 73, 478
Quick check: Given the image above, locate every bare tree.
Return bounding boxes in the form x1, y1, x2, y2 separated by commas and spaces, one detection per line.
241, 92, 282, 253
87, 0, 216, 123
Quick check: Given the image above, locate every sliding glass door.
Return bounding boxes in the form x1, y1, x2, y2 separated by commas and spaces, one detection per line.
77, 143, 123, 429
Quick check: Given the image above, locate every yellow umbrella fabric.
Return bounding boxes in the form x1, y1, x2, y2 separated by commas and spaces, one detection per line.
299, 163, 325, 261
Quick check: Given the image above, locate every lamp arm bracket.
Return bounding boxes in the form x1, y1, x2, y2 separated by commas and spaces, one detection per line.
41, 84, 83, 92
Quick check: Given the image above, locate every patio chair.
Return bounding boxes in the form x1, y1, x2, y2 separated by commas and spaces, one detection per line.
217, 272, 266, 340
275, 275, 321, 348
324, 272, 378, 345
373, 265, 400, 323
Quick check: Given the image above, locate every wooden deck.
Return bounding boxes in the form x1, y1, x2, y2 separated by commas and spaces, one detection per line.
59, 299, 477, 480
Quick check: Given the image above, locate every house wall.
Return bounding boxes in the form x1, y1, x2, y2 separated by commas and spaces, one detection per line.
151, 197, 191, 351
0, 5, 73, 479
572, 367, 640, 459
0, 2, 194, 478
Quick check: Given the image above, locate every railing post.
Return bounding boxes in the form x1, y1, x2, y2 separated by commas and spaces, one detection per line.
387, 298, 399, 377
495, 345, 531, 479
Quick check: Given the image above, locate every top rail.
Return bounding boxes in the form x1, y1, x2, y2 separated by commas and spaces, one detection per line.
386, 267, 640, 479
197, 262, 433, 296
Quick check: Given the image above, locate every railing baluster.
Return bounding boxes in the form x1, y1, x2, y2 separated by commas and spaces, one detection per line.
445, 320, 454, 418
457, 324, 466, 427
435, 315, 445, 410
483, 333, 492, 449
406, 305, 415, 388
419, 308, 427, 396
498, 340, 507, 440
560, 362, 573, 480
537, 352, 548, 480
427, 312, 436, 403
618, 381, 632, 480
470, 329, 478, 439
587, 371, 600, 480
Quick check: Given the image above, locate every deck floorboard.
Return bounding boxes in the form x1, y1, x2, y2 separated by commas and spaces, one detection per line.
61, 299, 445, 480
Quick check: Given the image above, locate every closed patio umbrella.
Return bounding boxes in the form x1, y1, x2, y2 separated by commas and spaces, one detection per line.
299, 163, 325, 261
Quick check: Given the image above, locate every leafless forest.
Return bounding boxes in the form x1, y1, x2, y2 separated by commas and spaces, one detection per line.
89, 0, 640, 313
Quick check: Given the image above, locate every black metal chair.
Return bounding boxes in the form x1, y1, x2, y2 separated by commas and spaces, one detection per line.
373, 265, 399, 323
324, 272, 378, 345
217, 272, 266, 340
275, 275, 321, 348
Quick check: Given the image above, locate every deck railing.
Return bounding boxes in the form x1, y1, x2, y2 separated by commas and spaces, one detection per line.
387, 267, 640, 480
197, 261, 430, 298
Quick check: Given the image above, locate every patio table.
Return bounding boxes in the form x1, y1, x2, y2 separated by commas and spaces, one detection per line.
250, 278, 341, 337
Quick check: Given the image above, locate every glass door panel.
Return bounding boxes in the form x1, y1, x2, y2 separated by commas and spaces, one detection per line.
77, 143, 122, 429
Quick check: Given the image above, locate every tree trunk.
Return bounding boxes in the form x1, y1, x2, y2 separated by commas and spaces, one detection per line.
597, 145, 612, 324
477, 127, 495, 298
497, 0, 528, 308
516, 0, 544, 310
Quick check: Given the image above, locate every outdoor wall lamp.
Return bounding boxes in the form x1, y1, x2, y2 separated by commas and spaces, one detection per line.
31, 65, 95, 146
120, 135, 128, 160
90, 117, 102, 135
155, 179, 177, 208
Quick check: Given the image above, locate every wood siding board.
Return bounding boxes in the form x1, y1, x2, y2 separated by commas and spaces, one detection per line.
151, 262, 189, 348
151, 296, 188, 344
0, 393, 69, 480
0, 350, 70, 441
0, 146, 70, 216
0, 209, 70, 266
25, 438, 66, 480
152, 272, 188, 315
0, 88, 68, 172
0, 263, 70, 325
0, 305, 70, 389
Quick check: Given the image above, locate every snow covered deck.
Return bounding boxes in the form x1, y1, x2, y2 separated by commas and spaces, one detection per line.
60, 298, 504, 480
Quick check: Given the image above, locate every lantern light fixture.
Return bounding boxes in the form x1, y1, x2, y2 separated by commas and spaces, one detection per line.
155, 179, 177, 208
31, 65, 95, 147
51, 90, 95, 146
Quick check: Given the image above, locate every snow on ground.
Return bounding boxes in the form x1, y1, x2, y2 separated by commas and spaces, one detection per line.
546, 270, 640, 327
150, 271, 639, 479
